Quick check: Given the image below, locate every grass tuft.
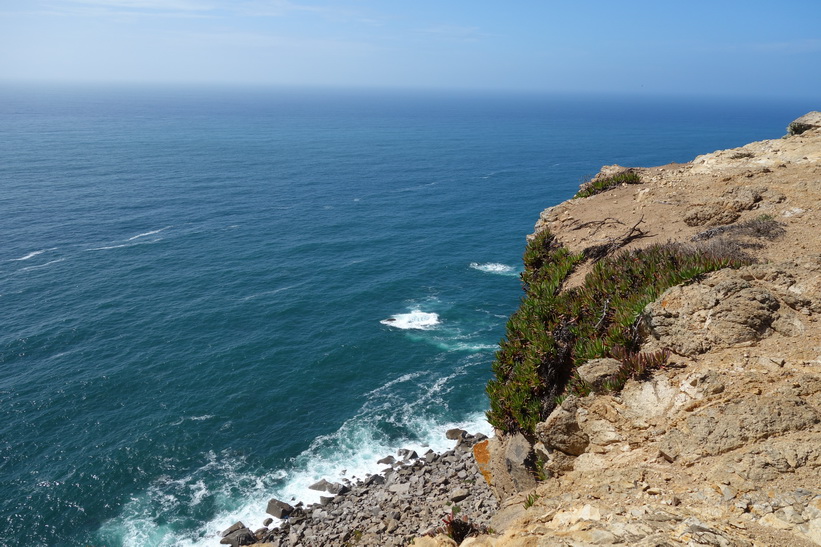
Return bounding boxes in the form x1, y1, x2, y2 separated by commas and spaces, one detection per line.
574, 171, 641, 199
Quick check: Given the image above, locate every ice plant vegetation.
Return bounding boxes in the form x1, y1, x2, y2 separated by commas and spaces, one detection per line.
486, 230, 750, 434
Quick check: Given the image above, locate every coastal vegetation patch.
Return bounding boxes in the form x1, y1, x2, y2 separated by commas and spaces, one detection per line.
573, 171, 641, 199
486, 229, 750, 434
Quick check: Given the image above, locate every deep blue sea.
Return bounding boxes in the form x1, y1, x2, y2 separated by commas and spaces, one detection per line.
0, 85, 813, 546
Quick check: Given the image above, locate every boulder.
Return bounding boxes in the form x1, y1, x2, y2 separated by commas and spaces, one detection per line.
308, 478, 331, 492
220, 522, 246, 537
398, 448, 419, 460
535, 396, 589, 456
266, 498, 294, 519
219, 526, 257, 546
326, 482, 349, 495
446, 428, 467, 440
576, 358, 622, 388
450, 488, 470, 503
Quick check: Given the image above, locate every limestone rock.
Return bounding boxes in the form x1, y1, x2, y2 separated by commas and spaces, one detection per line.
787, 111, 821, 135
643, 268, 793, 356
660, 394, 819, 459
502, 434, 536, 494
483, 433, 537, 500
411, 536, 457, 547
684, 204, 740, 227
535, 396, 589, 457
576, 358, 622, 387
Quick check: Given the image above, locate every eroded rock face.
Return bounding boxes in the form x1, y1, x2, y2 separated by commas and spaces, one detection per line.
451, 115, 821, 547
787, 111, 821, 135
660, 394, 819, 461
643, 266, 808, 356
481, 433, 538, 501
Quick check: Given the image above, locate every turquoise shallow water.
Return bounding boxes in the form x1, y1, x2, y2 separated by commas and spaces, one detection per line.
0, 86, 813, 546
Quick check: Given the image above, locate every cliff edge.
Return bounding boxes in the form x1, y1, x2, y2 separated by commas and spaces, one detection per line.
440, 112, 821, 547
224, 114, 821, 547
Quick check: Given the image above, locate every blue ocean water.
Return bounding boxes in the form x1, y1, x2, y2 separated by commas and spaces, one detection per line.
0, 85, 813, 546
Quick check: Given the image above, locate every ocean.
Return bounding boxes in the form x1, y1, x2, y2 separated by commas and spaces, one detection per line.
0, 85, 812, 546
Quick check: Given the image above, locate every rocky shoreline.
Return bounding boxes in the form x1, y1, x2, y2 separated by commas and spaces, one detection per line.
219, 112, 821, 546
218, 431, 498, 546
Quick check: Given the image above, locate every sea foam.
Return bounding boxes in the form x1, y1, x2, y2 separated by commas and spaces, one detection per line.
99, 367, 492, 547
10, 248, 56, 261
127, 227, 171, 241
469, 262, 518, 276
380, 309, 440, 330
20, 258, 66, 272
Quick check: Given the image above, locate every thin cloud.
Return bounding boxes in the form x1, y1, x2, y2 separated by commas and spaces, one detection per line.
232, 0, 326, 17
66, 0, 217, 10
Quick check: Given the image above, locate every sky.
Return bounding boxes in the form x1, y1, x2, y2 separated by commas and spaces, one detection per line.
1, 0, 820, 97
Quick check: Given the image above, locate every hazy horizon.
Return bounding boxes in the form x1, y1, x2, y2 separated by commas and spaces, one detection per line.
2, 1, 820, 99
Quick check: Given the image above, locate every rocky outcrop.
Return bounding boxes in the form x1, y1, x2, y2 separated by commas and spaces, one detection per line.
642, 263, 813, 356
453, 114, 821, 546
235, 114, 821, 546
788, 111, 821, 136
230, 433, 498, 546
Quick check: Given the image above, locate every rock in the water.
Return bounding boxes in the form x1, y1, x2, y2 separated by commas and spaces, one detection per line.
266, 498, 293, 519
398, 448, 419, 460
220, 521, 246, 537
308, 478, 331, 492
446, 428, 467, 440
219, 526, 257, 546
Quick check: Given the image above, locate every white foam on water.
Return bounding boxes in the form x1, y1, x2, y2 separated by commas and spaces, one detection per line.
365, 371, 425, 396
128, 226, 171, 241
87, 238, 164, 252
20, 258, 65, 272
99, 362, 493, 547
469, 262, 519, 276
435, 341, 498, 352
380, 309, 440, 330
10, 248, 56, 261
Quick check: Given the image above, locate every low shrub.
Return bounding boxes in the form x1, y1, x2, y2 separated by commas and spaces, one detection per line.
486, 232, 749, 434
574, 171, 641, 199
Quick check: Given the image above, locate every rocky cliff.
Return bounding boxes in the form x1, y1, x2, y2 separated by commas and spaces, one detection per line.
221, 113, 821, 547
435, 111, 821, 547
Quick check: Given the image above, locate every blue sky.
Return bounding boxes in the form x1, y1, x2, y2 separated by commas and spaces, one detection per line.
2, 0, 820, 97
